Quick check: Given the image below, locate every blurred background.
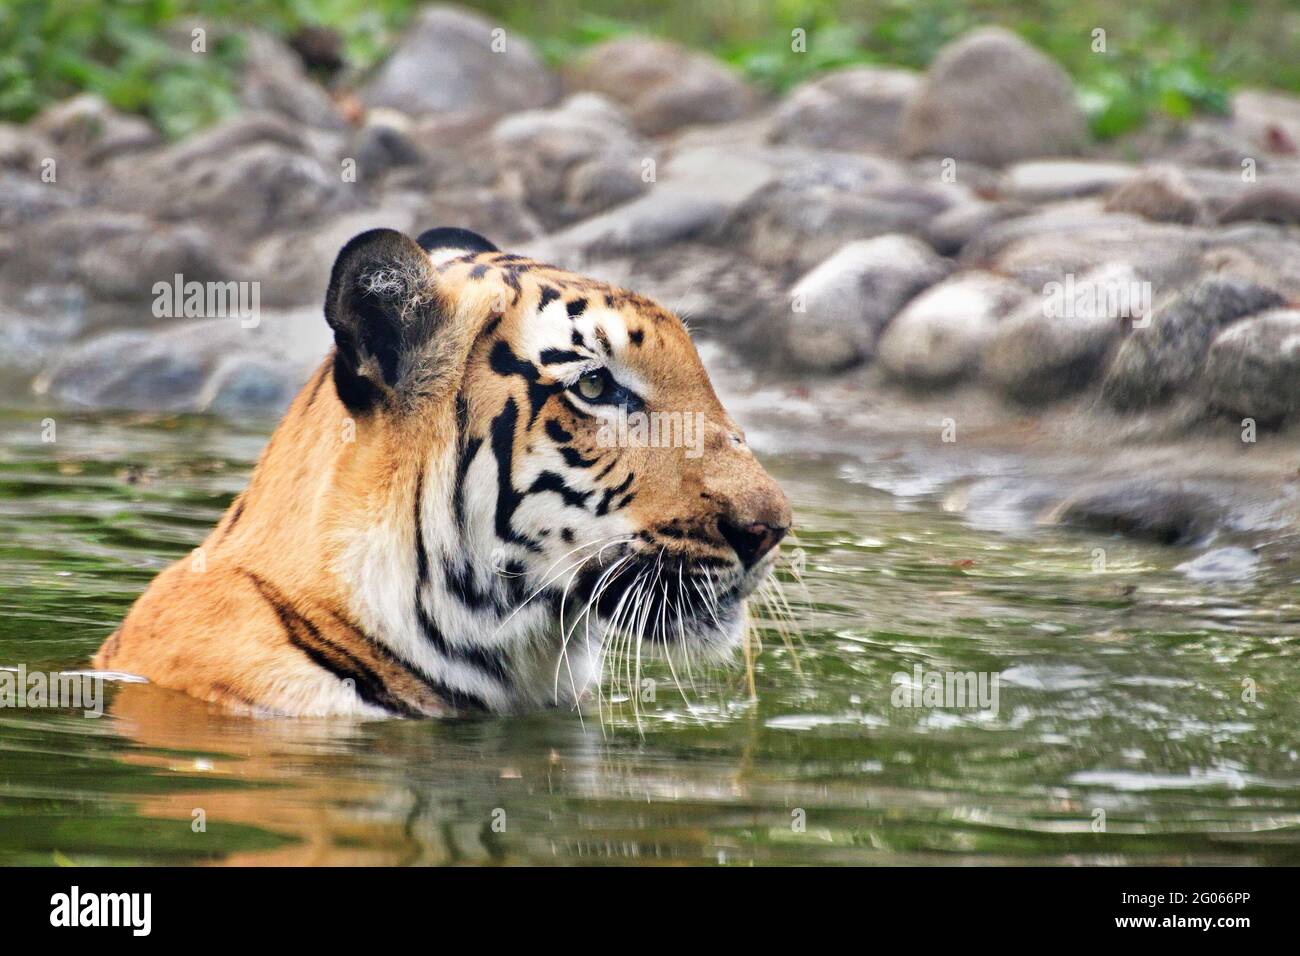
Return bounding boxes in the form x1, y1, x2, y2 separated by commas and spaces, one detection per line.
2, 2, 1299, 866
3, 0, 1299, 138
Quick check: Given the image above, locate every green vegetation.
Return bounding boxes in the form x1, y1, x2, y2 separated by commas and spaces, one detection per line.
2, 0, 1297, 139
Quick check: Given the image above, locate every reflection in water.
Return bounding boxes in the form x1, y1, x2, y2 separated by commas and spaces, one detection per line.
1, 408, 1298, 865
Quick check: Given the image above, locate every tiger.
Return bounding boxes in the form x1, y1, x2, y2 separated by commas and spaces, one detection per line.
93, 227, 791, 717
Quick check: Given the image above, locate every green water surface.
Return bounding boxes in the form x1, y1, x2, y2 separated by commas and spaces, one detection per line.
1, 409, 1298, 865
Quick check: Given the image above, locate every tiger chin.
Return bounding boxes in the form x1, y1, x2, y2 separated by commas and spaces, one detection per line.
94, 227, 791, 718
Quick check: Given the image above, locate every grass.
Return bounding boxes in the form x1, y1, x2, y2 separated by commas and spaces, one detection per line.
1, 0, 1297, 140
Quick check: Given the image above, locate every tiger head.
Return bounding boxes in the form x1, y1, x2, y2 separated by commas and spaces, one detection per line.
321, 227, 791, 709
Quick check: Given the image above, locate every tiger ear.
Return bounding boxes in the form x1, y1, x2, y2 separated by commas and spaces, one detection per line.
324, 229, 449, 412
416, 226, 498, 258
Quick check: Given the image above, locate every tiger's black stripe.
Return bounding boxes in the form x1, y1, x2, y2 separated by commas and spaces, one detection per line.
529, 470, 592, 508
486, 398, 542, 553
241, 569, 424, 716
216, 495, 246, 544
539, 348, 586, 365
412, 471, 515, 684
325, 609, 489, 713
597, 471, 636, 515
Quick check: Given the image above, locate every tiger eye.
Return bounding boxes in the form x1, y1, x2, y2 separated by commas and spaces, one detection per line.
577, 371, 605, 401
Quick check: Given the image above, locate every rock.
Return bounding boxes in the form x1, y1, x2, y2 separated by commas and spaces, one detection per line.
720, 150, 960, 274
1002, 160, 1136, 202
525, 144, 776, 265
100, 113, 349, 224
0, 172, 81, 228
0, 123, 57, 175
1215, 185, 1300, 225
0, 304, 85, 375
963, 203, 1208, 292
565, 37, 755, 136
1, 210, 236, 303
360, 5, 559, 117
1201, 226, 1300, 299
34, 308, 329, 414
121, 111, 320, 169
1104, 165, 1208, 224
578, 243, 782, 340
142, 140, 355, 238
1101, 277, 1286, 410
768, 67, 920, 153
923, 199, 1030, 255
30, 94, 159, 162
401, 111, 502, 190
1231, 89, 1300, 155
876, 271, 1028, 386
900, 28, 1088, 165
349, 110, 427, 181
1204, 309, 1300, 421
982, 263, 1148, 402
783, 235, 952, 372
1048, 479, 1223, 545
491, 94, 650, 229
1176, 547, 1259, 582
240, 31, 346, 130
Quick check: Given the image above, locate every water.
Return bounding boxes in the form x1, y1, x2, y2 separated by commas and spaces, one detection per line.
1, 400, 1299, 866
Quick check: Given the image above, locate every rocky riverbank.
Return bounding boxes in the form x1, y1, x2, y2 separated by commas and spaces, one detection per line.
2, 6, 1298, 461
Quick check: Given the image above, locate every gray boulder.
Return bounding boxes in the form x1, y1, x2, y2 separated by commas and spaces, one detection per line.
783, 235, 952, 372
141, 140, 355, 238
525, 144, 776, 265
0, 304, 85, 376
721, 151, 960, 274
1101, 276, 1286, 410
1, 210, 235, 303
1201, 227, 1300, 299
578, 243, 782, 339
565, 37, 755, 136
1001, 160, 1136, 203
34, 308, 329, 414
491, 94, 650, 229
241, 31, 346, 130
768, 67, 920, 153
0, 171, 81, 228
1048, 479, 1224, 545
1204, 309, 1300, 421
877, 271, 1028, 386
30, 93, 159, 163
963, 202, 1208, 292
901, 28, 1088, 165
982, 262, 1147, 402
1103, 165, 1208, 224
348, 110, 428, 181
360, 5, 559, 116
0, 123, 58, 175
99, 112, 349, 225
923, 199, 1030, 255
1215, 185, 1300, 226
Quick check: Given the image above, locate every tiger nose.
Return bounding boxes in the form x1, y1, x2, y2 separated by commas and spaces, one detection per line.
718, 518, 789, 568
